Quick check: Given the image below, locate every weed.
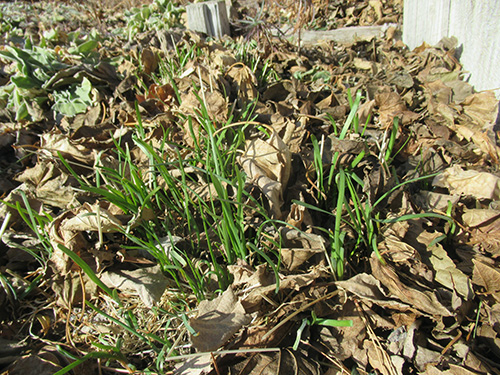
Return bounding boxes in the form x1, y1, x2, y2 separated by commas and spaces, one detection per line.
302, 91, 452, 280
122, 0, 184, 41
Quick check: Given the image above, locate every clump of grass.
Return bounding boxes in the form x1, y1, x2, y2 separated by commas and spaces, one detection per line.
301, 90, 451, 280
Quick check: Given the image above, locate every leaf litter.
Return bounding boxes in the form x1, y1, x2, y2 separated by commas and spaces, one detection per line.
0, 0, 499, 374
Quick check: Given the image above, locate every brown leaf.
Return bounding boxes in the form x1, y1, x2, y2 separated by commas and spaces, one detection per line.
413, 345, 442, 372
239, 155, 284, 218
375, 90, 419, 126
174, 354, 212, 375
243, 132, 292, 186
225, 63, 257, 108
472, 259, 500, 302
280, 227, 326, 271
49, 270, 98, 308
462, 208, 500, 227
141, 47, 158, 75
189, 287, 251, 352
412, 191, 460, 212
365, 339, 398, 375
370, 256, 452, 317
231, 349, 319, 375
61, 202, 125, 233
336, 273, 415, 312
424, 80, 457, 126
426, 242, 473, 300
285, 192, 313, 230
49, 213, 89, 275
239, 132, 292, 218
40, 132, 96, 164
100, 265, 169, 308
241, 268, 321, 313
461, 91, 499, 128
228, 262, 275, 290
4, 354, 63, 374
433, 165, 500, 200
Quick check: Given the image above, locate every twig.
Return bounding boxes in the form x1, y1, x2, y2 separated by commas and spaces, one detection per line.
261, 290, 338, 341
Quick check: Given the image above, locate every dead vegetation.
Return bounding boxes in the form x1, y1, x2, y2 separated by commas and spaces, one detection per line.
0, 0, 499, 374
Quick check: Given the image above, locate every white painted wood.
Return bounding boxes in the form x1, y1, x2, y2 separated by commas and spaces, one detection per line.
448, 1, 500, 98
298, 24, 398, 46
403, 0, 500, 98
186, 1, 230, 38
402, 0, 450, 48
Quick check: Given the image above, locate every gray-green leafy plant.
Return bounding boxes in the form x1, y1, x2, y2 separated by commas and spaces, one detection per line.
0, 34, 103, 120
122, 0, 184, 41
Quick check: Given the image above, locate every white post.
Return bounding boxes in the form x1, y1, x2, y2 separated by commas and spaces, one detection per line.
186, 1, 230, 39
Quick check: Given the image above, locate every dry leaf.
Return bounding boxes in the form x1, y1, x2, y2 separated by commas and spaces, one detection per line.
370, 255, 452, 317
472, 259, 500, 302
141, 47, 158, 75
14, 162, 78, 209
375, 90, 419, 126
40, 132, 96, 164
226, 63, 257, 108
461, 91, 499, 128
463, 208, 500, 256
189, 287, 251, 352
241, 268, 321, 313
101, 265, 169, 307
337, 273, 414, 312
229, 349, 320, 375
426, 242, 473, 300
433, 165, 500, 200
243, 132, 292, 187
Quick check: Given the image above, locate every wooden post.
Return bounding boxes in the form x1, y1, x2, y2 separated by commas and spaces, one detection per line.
186, 1, 230, 39
403, 0, 500, 98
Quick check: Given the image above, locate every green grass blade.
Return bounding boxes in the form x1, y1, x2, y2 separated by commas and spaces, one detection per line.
56, 244, 116, 299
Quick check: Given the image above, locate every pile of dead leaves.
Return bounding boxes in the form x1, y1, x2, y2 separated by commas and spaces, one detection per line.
0, 0, 500, 374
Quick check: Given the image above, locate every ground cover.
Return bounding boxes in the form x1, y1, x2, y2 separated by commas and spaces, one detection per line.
0, 0, 499, 374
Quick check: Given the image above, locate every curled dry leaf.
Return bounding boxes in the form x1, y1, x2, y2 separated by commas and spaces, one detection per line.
462, 208, 500, 227
243, 132, 292, 186
370, 255, 452, 317
454, 123, 500, 163
462, 209, 500, 256
228, 348, 320, 375
240, 267, 322, 313
228, 262, 275, 290
336, 273, 414, 312
100, 265, 169, 308
461, 91, 499, 128
424, 80, 456, 126
425, 241, 473, 300
375, 90, 419, 126
433, 165, 500, 200
239, 131, 292, 219
239, 155, 283, 218
40, 132, 96, 164
225, 62, 257, 108
412, 191, 460, 211
140, 47, 158, 75
14, 162, 78, 209
280, 227, 326, 271
285, 192, 313, 229
60, 202, 125, 233
49, 211, 89, 275
472, 259, 500, 302
189, 287, 251, 352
